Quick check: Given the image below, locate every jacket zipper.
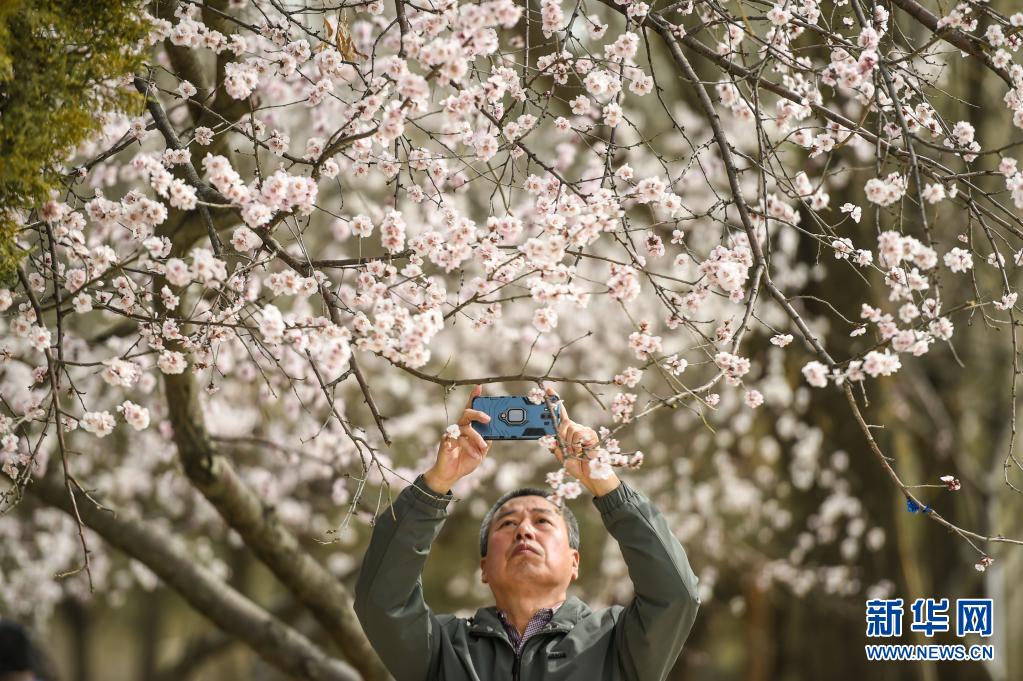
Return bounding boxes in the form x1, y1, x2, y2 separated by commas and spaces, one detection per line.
475, 624, 564, 680
471, 628, 519, 679
513, 629, 563, 681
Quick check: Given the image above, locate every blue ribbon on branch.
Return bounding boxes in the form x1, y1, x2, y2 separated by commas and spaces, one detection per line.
906, 498, 932, 514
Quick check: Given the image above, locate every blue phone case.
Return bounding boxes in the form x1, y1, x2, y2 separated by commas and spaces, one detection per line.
470, 395, 561, 440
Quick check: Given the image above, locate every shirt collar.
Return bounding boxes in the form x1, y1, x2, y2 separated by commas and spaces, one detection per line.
495, 599, 565, 622
470, 596, 590, 637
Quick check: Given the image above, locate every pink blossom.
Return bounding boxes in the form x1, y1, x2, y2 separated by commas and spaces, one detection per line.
994, 292, 1018, 311
118, 401, 151, 431
922, 183, 945, 204
380, 209, 406, 254
540, 0, 564, 37
833, 238, 854, 259
72, 293, 92, 313
699, 246, 750, 293
258, 304, 286, 344
610, 392, 637, 423
194, 126, 214, 145
588, 457, 614, 480
532, 307, 558, 332
628, 328, 662, 360
715, 351, 751, 385
28, 325, 51, 353
929, 317, 954, 340
802, 361, 829, 388
664, 355, 688, 375
268, 130, 290, 156
223, 60, 259, 99
351, 214, 374, 238
864, 173, 906, 207
633, 177, 666, 204
767, 4, 791, 25
157, 351, 188, 374
81, 411, 116, 437
862, 350, 901, 377
231, 226, 262, 251
943, 248, 973, 273
602, 102, 623, 127
614, 367, 643, 387
168, 179, 197, 210
101, 359, 141, 387
560, 481, 582, 499
606, 265, 640, 302
605, 32, 639, 61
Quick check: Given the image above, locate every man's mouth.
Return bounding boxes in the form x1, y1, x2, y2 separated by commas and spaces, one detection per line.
512, 544, 540, 556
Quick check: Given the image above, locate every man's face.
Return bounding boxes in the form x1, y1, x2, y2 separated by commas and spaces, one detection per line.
480, 495, 579, 595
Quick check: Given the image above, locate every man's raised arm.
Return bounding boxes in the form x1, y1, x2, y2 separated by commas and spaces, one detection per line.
353, 385, 492, 681
595, 482, 701, 681
546, 388, 700, 681
354, 473, 453, 681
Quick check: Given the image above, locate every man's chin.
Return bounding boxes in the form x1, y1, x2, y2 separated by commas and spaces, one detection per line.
506, 555, 545, 571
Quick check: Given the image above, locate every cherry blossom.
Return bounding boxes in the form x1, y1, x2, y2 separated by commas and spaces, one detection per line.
80, 411, 116, 438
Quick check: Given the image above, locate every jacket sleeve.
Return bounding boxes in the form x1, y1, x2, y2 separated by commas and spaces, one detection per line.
354, 474, 454, 681
594, 481, 701, 681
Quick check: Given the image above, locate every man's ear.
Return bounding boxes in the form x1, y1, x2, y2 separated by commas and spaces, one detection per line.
480, 557, 488, 584
571, 549, 580, 581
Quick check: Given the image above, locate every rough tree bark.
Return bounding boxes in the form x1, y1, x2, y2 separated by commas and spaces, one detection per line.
28, 473, 361, 681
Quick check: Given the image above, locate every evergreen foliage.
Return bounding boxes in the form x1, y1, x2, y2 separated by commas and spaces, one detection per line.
0, 0, 151, 281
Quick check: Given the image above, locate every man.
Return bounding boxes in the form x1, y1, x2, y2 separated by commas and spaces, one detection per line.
354, 385, 700, 680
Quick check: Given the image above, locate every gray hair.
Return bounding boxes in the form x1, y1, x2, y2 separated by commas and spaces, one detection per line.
479, 487, 580, 557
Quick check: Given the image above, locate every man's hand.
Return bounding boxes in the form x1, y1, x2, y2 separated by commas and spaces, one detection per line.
423, 384, 491, 494
545, 386, 621, 497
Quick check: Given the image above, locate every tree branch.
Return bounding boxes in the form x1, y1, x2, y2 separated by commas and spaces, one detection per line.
26, 473, 360, 681
155, 0, 214, 127
151, 595, 308, 681
888, 0, 1013, 87
162, 368, 390, 681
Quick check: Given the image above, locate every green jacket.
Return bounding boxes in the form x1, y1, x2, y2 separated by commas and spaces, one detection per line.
354, 475, 701, 681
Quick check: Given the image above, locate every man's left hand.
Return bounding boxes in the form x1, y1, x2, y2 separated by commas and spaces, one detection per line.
544, 386, 621, 497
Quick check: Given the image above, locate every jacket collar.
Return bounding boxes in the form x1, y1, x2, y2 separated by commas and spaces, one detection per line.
469, 595, 590, 637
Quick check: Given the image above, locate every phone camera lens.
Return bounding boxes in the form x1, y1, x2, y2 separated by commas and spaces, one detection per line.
501, 408, 527, 425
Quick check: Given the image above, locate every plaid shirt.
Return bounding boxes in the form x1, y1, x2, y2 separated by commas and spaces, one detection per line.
497, 601, 564, 655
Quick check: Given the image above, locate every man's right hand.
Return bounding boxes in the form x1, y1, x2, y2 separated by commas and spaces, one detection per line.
423, 384, 491, 494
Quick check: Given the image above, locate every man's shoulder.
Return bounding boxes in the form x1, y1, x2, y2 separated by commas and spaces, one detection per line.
436, 613, 463, 627
574, 603, 626, 626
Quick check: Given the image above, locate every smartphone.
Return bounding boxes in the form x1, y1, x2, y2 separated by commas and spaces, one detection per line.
470, 395, 561, 440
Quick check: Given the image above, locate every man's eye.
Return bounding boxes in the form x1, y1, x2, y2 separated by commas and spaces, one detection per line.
538, 518, 551, 524
500, 520, 514, 527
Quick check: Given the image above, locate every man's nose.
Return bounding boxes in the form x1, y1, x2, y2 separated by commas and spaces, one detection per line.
516, 522, 536, 541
